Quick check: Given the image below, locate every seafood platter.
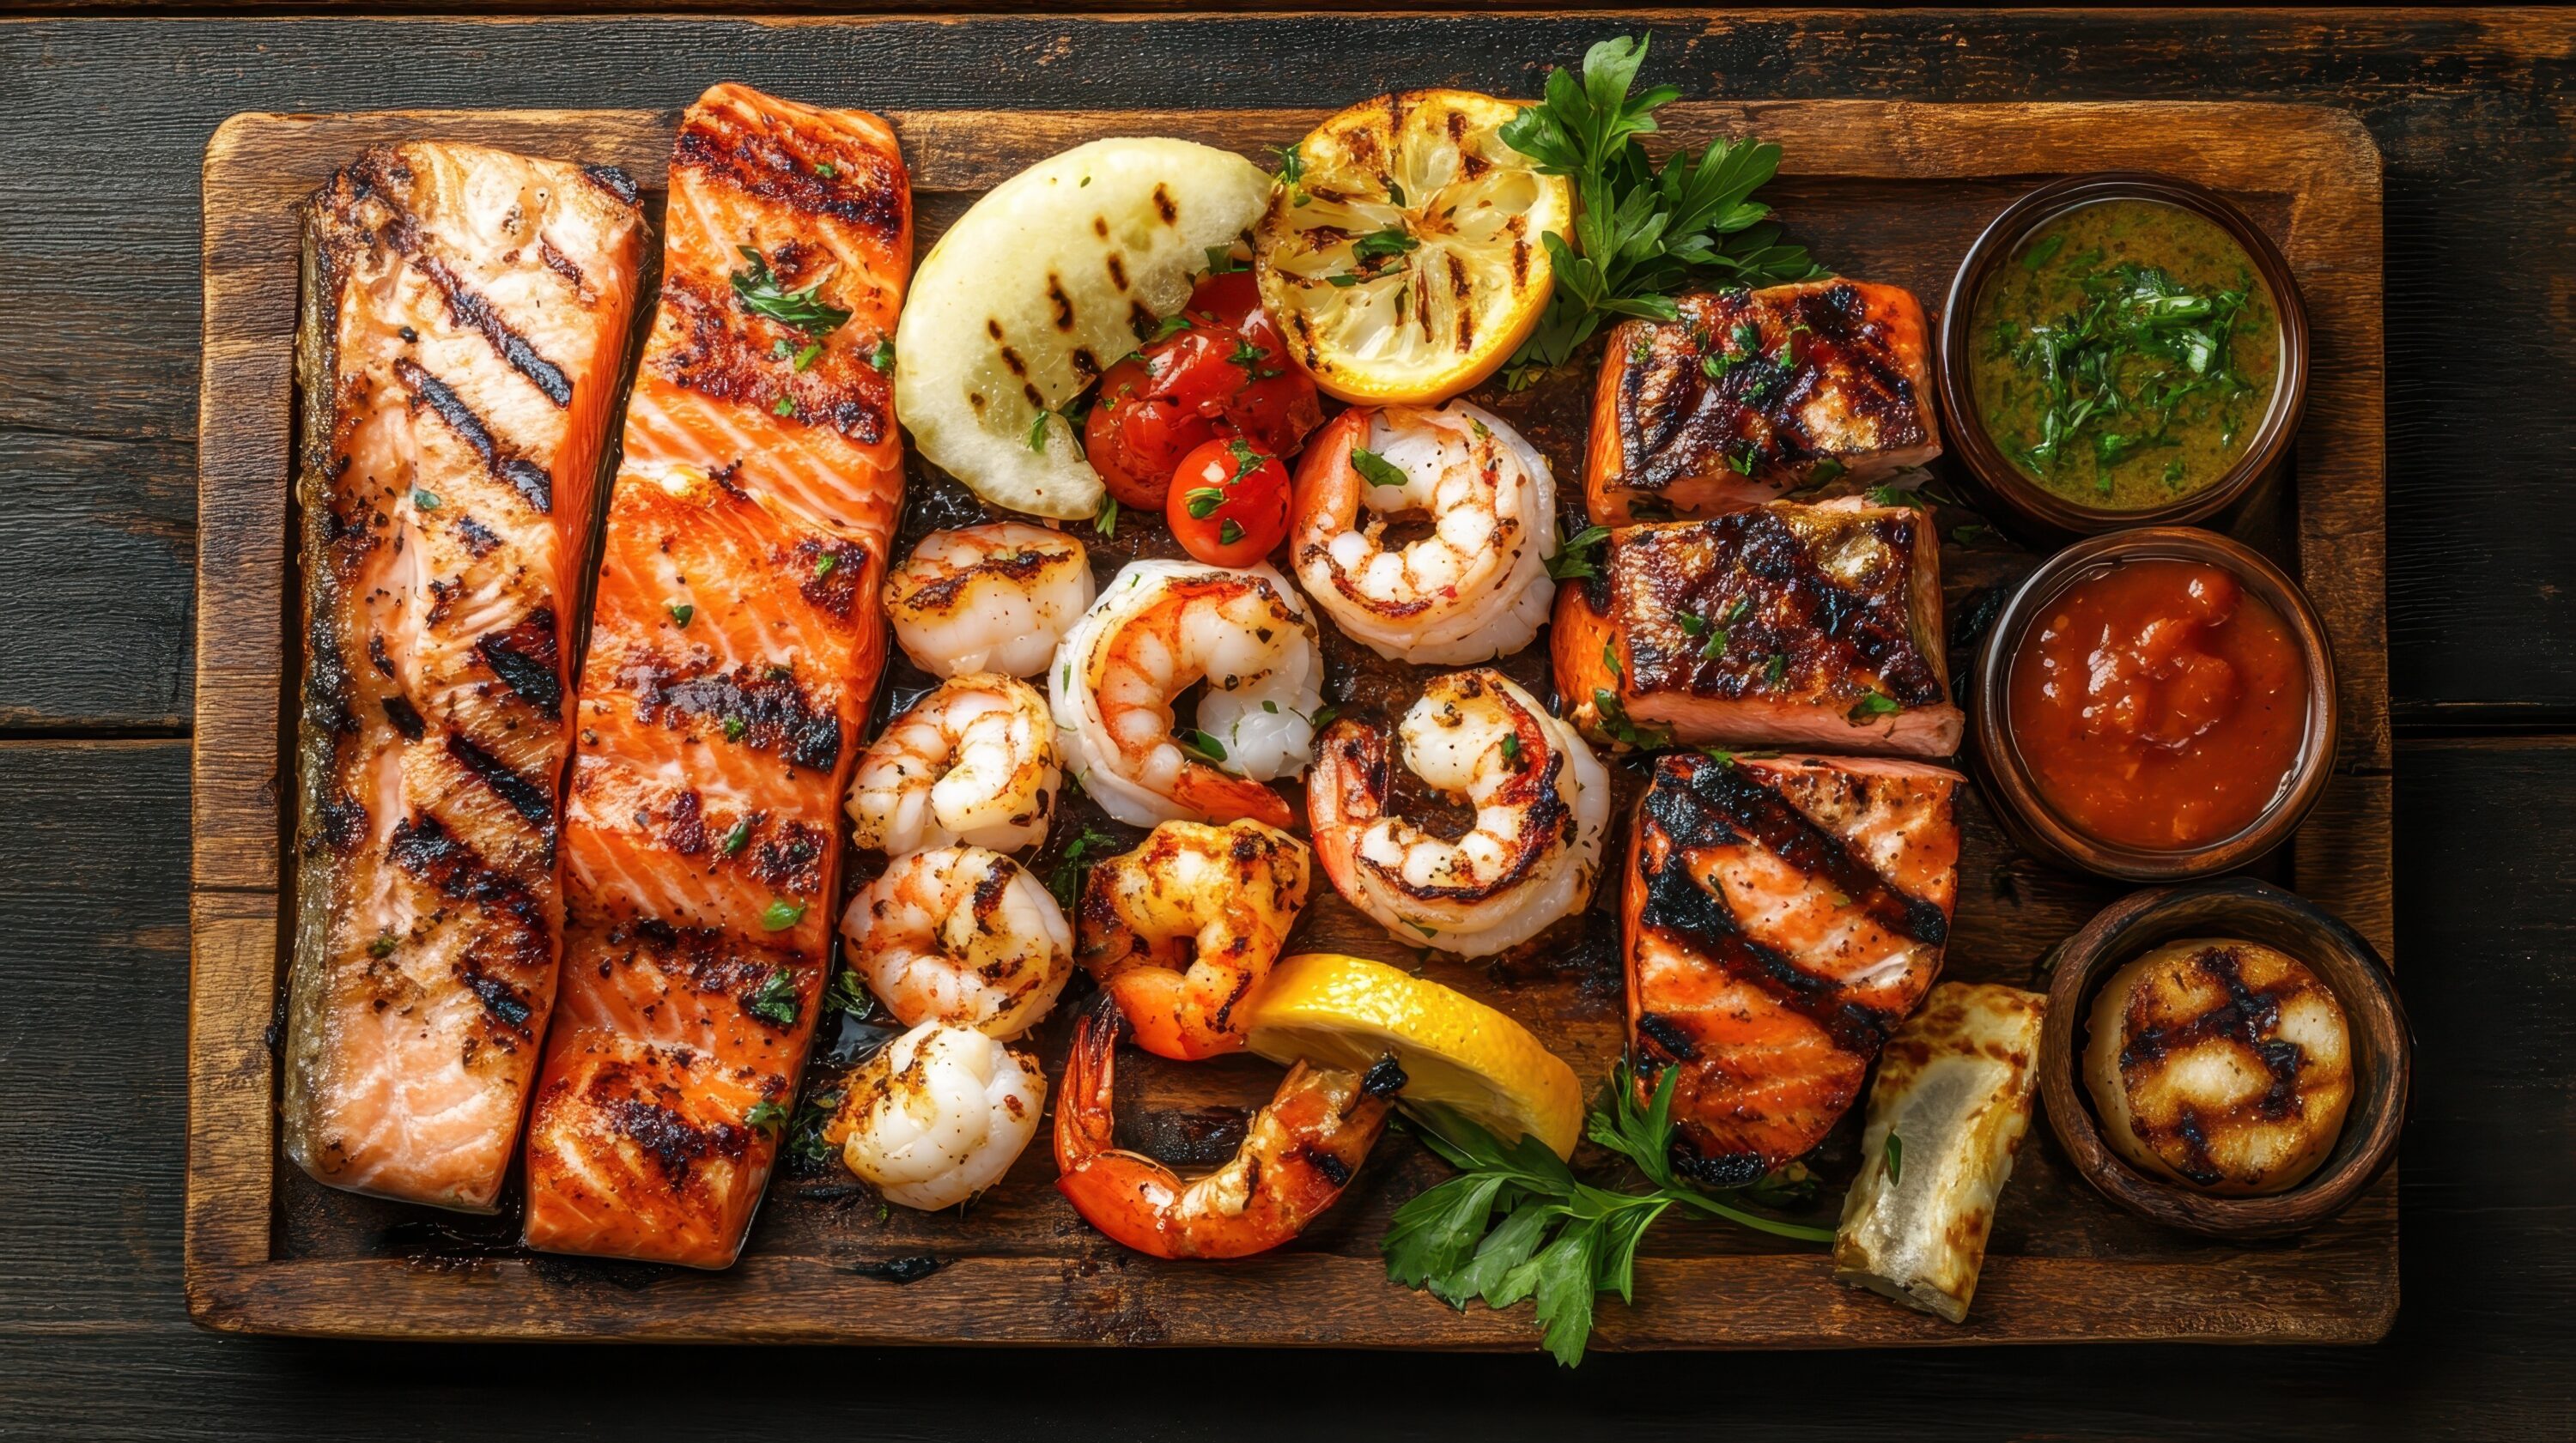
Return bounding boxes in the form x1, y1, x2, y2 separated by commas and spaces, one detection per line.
188, 40, 2403, 1349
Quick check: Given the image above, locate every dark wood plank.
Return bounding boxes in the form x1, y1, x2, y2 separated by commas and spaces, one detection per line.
3, 736, 2567, 1434
189, 97, 2386, 1348
3, 9, 2574, 728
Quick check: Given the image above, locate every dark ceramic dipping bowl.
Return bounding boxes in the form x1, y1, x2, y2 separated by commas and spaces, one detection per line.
1972, 526, 2337, 882
1939, 172, 2311, 537
2038, 878, 2409, 1239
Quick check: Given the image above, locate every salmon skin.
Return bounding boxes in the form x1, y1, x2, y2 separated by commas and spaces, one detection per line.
1586, 282, 1939, 524
1552, 497, 1961, 757
520, 85, 912, 1269
283, 142, 647, 1213
1624, 751, 1961, 1185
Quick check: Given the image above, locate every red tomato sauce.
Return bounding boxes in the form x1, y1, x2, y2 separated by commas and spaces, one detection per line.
2006, 558, 2307, 850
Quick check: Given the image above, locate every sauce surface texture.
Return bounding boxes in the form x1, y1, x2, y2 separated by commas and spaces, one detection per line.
1969, 197, 2280, 511
2007, 558, 2306, 850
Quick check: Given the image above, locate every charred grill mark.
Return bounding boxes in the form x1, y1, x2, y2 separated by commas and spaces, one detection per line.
307, 612, 359, 737
392, 358, 555, 512
1636, 1011, 1699, 1061
797, 538, 866, 617
1677, 754, 1947, 945
1354, 678, 1568, 904
2118, 945, 2320, 1139
599, 1090, 738, 1185
1046, 274, 1076, 330
896, 548, 1054, 613
745, 821, 828, 894
382, 694, 428, 743
315, 789, 368, 854
461, 967, 536, 1034
1151, 184, 1177, 225
453, 513, 501, 558
580, 162, 641, 207
1302, 1145, 1353, 1189
627, 658, 843, 774
446, 731, 556, 828
356, 176, 578, 408
474, 609, 564, 715
537, 238, 587, 294
1615, 511, 1945, 707
670, 112, 905, 239
387, 813, 546, 942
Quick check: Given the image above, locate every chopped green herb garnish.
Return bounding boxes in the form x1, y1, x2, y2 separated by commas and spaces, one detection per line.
1849, 691, 1901, 721
410, 488, 441, 511
1865, 485, 1924, 508
1807, 458, 1848, 486
667, 603, 694, 628
1351, 227, 1421, 262
1349, 447, 1409, 491
1182, 730, 1228, 763
744, 1098, 790, 1131
744, 967, 799, 1026
815, 161, 837, 179
368, 933, 398, 958
814, 551, 837, 579
1150, 313, 1194, 343
759, 898, 806, 932
1883, 1131, 1905, 1185
1204, 246, 1246, 276
1028, 408, 1052, 451
1094, 494, 1119, 537
1764, 652, 1787, 686
1048, 825, 1123, 912
868, 337, 896, 373
1218, 518, 1244, 546
793, 342, 823, 373
722, 716, 747, 743
731, 245, 852, 335
774, 395, 798, 418
1546, 524, 1612, 580
827, 967, 874, 1019
1183, 486, 1226, 520
2020, 233, 2065, 270
721, 818, 750, 856
1500, 733, 1524, 767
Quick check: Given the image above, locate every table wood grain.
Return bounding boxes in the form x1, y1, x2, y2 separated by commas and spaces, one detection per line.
2, 8, 2572, 1439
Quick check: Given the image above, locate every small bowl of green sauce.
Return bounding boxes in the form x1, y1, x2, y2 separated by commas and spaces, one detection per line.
1940, 173, 2308, 535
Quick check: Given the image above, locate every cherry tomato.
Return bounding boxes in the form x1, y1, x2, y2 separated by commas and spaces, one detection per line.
1166, 434, 1291, 567
1081, 272, 1322, 510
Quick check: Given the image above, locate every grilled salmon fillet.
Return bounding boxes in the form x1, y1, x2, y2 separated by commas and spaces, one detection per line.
520, 85, 912, 1268
1552, 497, 1961, 756
1586, 282, 1939, 524
1625, 751, 1961, 1184
283, 142, 647, 1213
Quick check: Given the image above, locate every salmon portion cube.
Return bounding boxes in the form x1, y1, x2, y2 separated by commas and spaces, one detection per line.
1586, 281, 1940, 524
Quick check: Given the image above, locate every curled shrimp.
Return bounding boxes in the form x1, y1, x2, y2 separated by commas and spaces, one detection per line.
1053, 996, 1393, 1259
846, 673, 1060, 855
824, 1019, 1046, 1211
1048, 558, 1321, 829
885, 523, 1095, 679
1075, 819, 1310, 1061
1291, 401, 1558, 665
840, 845, 1073, 1040
1309, 668, 1611, 958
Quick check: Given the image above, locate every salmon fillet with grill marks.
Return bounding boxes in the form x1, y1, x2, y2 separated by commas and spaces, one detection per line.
1586, 281, 1939, 524
1552, 497, 1962, 757
1625, 751, 1960, 1185
283, 142, 648, 1213
520, 85, 911, 1268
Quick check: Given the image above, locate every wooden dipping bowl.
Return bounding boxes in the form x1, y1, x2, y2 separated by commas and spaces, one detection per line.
2038, 877, 2410, 1239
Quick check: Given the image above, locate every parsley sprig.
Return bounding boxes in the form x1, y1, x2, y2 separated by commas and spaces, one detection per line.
1385, 1061, 1832, 1366
731, 246, 853, 336
1497, 35, 1821, 389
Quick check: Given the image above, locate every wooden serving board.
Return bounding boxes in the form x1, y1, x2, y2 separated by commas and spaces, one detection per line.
191, 99, 2390, 1347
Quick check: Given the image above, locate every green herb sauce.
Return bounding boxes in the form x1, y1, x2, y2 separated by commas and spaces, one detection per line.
1969, 198, 2279, 510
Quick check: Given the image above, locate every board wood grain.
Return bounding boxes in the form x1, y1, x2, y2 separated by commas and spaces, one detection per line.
191, 98, 2388, 1348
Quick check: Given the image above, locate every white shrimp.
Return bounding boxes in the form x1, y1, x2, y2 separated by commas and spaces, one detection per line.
1308, 669, 1611, 958
885, 522, 1095, 679
1290, 401, 1556, 665
1049, 559, 1322, 830
840, 845, 1073, 1039
847, 674, 1060, 854
825, 1020, 1045, 1211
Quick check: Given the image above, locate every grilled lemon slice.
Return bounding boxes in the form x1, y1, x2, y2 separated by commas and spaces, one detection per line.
1243, 952, 1583, 1159
1253, 90, 1570, 404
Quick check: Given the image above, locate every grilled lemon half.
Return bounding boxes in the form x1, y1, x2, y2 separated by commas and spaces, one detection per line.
1244, 952, 1583, 1160
1253, 90, 1571, 405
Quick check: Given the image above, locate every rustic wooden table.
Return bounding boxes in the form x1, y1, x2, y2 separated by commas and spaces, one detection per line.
2, 9, 2569, 1438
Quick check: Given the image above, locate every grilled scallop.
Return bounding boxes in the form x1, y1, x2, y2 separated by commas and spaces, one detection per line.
2083, 938, 2354, 1195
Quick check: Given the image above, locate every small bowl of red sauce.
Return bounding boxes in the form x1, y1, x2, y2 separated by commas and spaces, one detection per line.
1973, 528, 2336, 881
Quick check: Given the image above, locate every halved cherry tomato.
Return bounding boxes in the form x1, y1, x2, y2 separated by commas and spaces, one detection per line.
1167, 435, 1291, 567
1084, 271, 1323, 511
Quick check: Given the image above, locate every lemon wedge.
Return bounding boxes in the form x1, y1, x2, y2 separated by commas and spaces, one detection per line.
1243, 952, 1584, 1160
1253, 90, 1571, 404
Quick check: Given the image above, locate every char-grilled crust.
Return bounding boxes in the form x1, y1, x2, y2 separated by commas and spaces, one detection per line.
1625, 752, 1960, 1182
1589, 282, 1939, 523
285, 142, 647, 1212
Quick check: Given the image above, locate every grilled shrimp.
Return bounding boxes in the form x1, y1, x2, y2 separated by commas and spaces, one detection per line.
1291, 401, 1557, 665
1309, 669, 1611, 958
847, 673, 1059, 854
840, 845, 1073, 1040
1054, 996, 1393, 1259
1076, 819, 1311, 1060
824, 1019, 1046, 1211
886, 523, 1095, 679
1049, 559, 1322, 829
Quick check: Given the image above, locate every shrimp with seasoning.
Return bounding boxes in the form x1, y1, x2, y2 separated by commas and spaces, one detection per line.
824, 1018, 1046, 1211
1291, 401, 1558, 665
1309, 668, 1611, 958
1076, 819, 1310, 1061
840, 845, 1073, 1040
1049, 558, 1321, 829
885, 522, 1095, 679
846, 673, 1060, 855
1054, 996, 1396, 1259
